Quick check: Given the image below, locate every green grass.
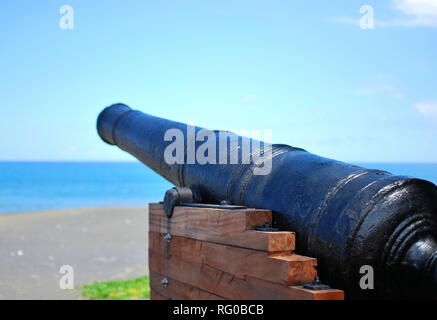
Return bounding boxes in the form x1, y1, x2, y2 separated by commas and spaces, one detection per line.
80, 275, 150, 300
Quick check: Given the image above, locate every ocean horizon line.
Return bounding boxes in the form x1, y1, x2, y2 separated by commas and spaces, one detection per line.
1, 162, 436, 214
0, 204, 152, 216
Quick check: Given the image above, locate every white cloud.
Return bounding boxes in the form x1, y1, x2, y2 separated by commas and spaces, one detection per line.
414, 100, 437, 121
394, 0, 437, 16
242, 95, 260, 103
330, 16, 360, 26
357, 85, 404, 99
356, 76, 404, 99
374, 17, 437, 27
332, 0, 437, 28
381, 0, 437, 26
60, 145, 79, 157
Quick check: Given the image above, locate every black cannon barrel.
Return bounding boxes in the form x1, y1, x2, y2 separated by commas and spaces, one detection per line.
97, 103, 437, 299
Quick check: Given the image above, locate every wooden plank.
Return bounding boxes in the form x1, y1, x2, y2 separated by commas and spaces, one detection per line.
149, 203, 295, 252
149, 249, 343, 300
268, 253, 318, 285
150, 271, 225, 300
149, 231, 316, 286
150, 288, 169, 300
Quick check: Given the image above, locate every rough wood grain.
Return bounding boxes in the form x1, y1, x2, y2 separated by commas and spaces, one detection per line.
149, 203, 295, 252
149, 249, 344, 300
150, 271, 225, 300
149, 231, 316, 285
148, 203, 344, 300
150, 288, 168, 300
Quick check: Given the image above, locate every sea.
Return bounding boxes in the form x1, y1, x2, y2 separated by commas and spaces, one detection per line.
0, 162, 436, 214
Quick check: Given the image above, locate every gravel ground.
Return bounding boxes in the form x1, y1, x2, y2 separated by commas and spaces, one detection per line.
0, 206, 149, 300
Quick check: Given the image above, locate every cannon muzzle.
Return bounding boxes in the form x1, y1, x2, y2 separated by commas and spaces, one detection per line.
97, 103, 437, 299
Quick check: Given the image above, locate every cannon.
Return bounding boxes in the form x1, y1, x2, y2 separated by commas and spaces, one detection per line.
97, 103, 437, 299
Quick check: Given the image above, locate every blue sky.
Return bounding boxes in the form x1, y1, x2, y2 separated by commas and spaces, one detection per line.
0, 0, 436, 162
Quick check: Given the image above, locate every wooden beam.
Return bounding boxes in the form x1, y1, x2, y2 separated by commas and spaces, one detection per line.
150, 271, 225, 300
149, 249, 344, 300
149, 231, 316, 286
149, 203, 295, 252
150, 288, 169, 300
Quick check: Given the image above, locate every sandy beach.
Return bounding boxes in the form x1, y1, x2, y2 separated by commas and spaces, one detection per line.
0, 206, 149, 300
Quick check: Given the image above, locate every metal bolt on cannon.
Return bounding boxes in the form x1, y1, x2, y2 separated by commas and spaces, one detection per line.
97, 103, 437, 299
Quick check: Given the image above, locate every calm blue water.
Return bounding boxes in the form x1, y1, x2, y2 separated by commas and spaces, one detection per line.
0, 162, 172, 214
0, 162, 436, 214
